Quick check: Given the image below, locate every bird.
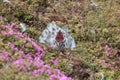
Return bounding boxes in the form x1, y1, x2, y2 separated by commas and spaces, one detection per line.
39, 22, 76, 51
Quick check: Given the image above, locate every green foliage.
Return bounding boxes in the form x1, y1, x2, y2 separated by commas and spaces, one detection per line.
0, 0, 120, 80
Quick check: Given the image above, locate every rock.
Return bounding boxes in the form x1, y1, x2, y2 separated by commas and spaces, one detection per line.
39, 22, 76, 51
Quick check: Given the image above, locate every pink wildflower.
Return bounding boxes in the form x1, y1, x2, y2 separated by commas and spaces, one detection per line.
25, 54, 33, 63
50, 59, 58, 65
10, 43, 15, 49
31, 41, 42, 52
50, 74, 59, 80
13, 58, 29, 71
32, 70, 39, 77
105, 45, 110, 51
101, 60, 105, 63
46, 69, 51, 75
3, 52, 9, 61
13, 58, 24, 65
9, 43, 18, 51
17, 32, 24, 38
59, 52, 63, 55
99, 46, 103, 50
105, 45, 112, 56
38, 68, 45, 74
1, 31, 7, 35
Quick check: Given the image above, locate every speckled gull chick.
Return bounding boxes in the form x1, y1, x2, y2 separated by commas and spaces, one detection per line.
39, 22, 76, 51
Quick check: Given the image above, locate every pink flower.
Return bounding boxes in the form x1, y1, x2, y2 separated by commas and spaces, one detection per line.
50, 74, 59, 80
1, 31, 7, 35
54, 69, 61, 76
0, 21, 73, 80
14, 47, 18, 51
50, 73, 72, 80
34, 55, 41, 61
10, 43, 15, 49
19, 50, 24, 54
4, 23, 15, 30
8, 30, 14, 35
44, 65, 50, 69
18, 72, 22, 77
17, 32, 24, 38
105, 50, 109, 56
13, 58, 30, 71
10, 43, 18, 51
105, 50, 112, 56
50, 59, 58, 65
13, 58, 24, 65
44, 65, 51, 74
45, 69, 51, 75
33, 59, 44, 68
3, 52, 9, 61
25, 54, 33, 63
35, 52, 44, 58
101, 60, 105, 63
60, 76, 72, 80
31, 41, 42, 52
38, 68, 45, 74
105, 45, 110, 51
26, 37, 31, 41
59, 52, 63, 55
99, 46, 103, 50
32, 68, 45, 76
32, 70, 39, 76
105, 45, 112, 56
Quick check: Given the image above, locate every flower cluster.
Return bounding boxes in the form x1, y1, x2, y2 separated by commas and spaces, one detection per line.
0, 17, 72, 80
100, 45, 119, 70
